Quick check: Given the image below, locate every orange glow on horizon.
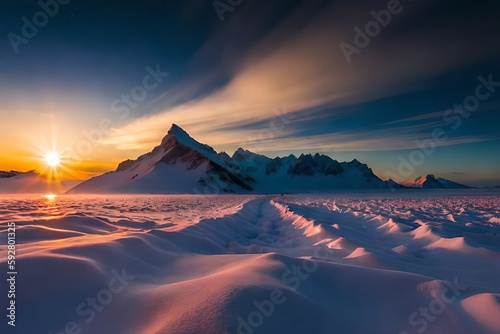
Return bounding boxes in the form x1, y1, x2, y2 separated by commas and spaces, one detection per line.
19, 127, 87, 182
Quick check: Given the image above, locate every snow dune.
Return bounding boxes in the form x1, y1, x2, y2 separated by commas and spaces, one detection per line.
1, 193, 499, 334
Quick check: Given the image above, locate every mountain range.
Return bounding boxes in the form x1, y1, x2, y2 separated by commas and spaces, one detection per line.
62, 124, 473, 194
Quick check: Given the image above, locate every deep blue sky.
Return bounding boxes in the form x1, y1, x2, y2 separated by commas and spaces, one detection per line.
1, 0, 499, 186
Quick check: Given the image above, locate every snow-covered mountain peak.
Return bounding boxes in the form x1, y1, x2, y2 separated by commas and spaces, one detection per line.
232, 147, 269, 162
161, 124, 217, 156
402, 174, 473, 189
69, 124, 255, 193
168, 123, 185, 134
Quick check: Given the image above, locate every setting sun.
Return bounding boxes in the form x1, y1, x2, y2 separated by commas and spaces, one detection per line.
45, 152, 61, 167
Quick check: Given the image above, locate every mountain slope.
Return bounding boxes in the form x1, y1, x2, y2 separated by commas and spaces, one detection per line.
67, 124, 254, 194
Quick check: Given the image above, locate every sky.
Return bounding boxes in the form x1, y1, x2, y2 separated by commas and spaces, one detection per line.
0, 0, 499, 186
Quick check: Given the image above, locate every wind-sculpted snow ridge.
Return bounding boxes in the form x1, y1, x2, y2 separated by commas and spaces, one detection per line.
1, 193, 499, 334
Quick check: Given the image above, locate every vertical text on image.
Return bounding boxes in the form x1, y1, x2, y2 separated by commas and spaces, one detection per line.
6, 222, 17, 327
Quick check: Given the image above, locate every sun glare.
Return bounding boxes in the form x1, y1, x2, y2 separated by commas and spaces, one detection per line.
45, 152, 61, 167
31, 135, 80, 182
42, 194, 57, 200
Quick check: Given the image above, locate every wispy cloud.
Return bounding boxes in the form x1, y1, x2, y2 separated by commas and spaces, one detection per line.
102, 0, 500, 153
383, 111, 446, 125
384, 101, 500, 125
255, 134, 490, 154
